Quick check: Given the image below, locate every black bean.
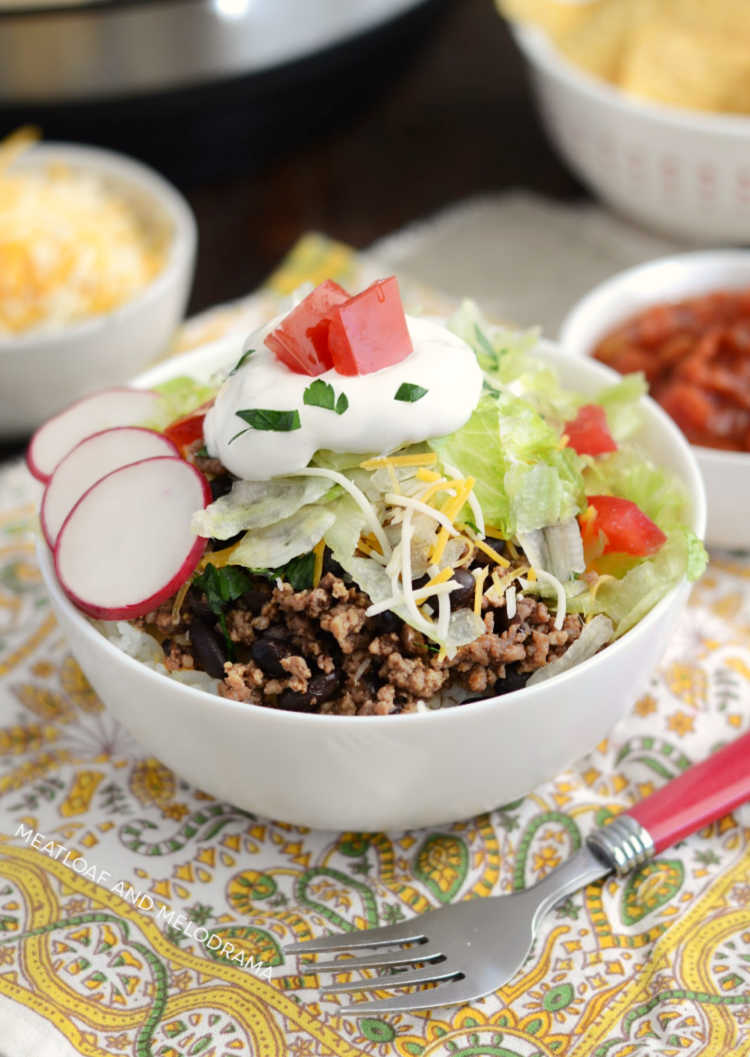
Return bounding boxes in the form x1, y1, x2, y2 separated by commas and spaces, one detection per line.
242, 588, 270, 615
208, 531, 244, 551
250, 637, 289, 676
323, 550, 346, 579
278, 688, 315, 713
371, 609, 401, 635
412, 573, 430, 590
494, 666, 529, 695
474, 535, 507, 566
263, 625, 289, 642
449, 567, 476, 608
492, 606, 511, 635
308, 671, 341, 703
189, 620, 228, 679
209, 475, 234, 502
185, 588, 214, 623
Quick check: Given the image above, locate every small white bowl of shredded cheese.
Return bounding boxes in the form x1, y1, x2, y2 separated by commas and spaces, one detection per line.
0, 133, 196, 436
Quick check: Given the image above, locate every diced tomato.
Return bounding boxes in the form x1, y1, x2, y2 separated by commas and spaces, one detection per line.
327, 276, 413, 376
564, 404, 617, 456
264, 279, 350, 375
580, 495, 667, 557
164, 400, 214, 456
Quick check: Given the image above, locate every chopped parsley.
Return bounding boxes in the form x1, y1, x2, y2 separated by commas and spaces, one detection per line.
230, 407, 301, 443
303, 379, 349, 415
192, 563, 252, 656
230, 348, 255, 374
253, 551, 316, 591
394, 382, 428, 403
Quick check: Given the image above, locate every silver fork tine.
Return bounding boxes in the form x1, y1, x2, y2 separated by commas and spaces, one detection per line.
312, 946, 442, 974
321, 963, 459, 995
342, 979, 475, 1016
285, 920, 427, 955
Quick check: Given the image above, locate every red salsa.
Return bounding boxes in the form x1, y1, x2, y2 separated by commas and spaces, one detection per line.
592, 289, 750, 452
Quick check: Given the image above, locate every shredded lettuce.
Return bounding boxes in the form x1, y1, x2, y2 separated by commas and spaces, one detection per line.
143, 376, 218, 431
430, 392, 586, 535
230, 504, 335, 570
191, 477, 331, 540
581, 448, 688, 534
595, 374, 648, 443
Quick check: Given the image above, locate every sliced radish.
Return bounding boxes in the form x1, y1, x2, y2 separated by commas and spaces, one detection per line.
55, 456, 210, 620
27, 388, 165, 483
41, 427, 180, 548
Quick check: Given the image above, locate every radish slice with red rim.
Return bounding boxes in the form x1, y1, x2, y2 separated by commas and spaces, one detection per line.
27, 387, 165, 483
41, 427, 179, 549
54, 456, 211, 620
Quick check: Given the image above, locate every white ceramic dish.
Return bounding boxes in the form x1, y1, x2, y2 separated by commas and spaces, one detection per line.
0, 143, 196, 437
36, 334, 706, 830
560, 250, 750, 551
511, 23, 750, 244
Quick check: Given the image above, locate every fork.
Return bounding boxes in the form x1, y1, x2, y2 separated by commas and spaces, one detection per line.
285, 727, 750, 1014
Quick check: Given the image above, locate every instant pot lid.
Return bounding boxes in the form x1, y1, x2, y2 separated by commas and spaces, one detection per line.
0, 0, 431, 102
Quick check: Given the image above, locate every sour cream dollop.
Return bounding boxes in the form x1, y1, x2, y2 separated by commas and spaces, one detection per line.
204, 315, 483, 480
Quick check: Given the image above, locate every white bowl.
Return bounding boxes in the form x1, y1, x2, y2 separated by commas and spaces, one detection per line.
36, 335, 705, 830
511, 23, 750, 244
0, 143, 197, 437
560, 250, 750, 551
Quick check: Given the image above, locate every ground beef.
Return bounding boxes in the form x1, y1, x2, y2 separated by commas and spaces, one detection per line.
135, 567, 584, 716
137, 561, 585, 714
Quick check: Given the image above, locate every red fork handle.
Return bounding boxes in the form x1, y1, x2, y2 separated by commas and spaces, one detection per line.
627, 727, 750, 855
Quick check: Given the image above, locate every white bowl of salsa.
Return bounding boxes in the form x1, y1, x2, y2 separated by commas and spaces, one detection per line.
560, 250, 750, 551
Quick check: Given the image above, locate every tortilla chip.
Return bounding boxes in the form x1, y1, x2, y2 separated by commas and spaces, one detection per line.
622, 12, 750, 113
500, 0, 750, 114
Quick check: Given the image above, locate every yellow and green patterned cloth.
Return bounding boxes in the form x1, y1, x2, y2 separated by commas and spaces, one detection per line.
1, 237, 749, 1057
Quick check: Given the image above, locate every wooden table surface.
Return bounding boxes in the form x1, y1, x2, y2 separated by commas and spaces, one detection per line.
1, 0, 583, 461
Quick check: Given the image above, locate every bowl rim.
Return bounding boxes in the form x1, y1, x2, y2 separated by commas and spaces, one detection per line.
511, 21, 750, 136
558, 249, 750, 466
0, 141, 197, 352
36, 335, 706, 726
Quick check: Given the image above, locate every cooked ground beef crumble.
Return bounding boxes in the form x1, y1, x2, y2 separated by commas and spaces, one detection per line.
136, 569, 583, 716
136, 459, 585, 714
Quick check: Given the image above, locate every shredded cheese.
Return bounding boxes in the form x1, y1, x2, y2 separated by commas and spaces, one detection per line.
416, 468, 442, 483
312, 539, 326, 587
422, 566, 454, 590
505, 584, 517, 619
440, 459, 485, 536
364, 579, 459, 618
197, 542, 240, 571
468, 533, 511, 568
0, 132, 166, 336
430, 477, 476, 565
527, 567, 537, 583
385, 492, 460, 536
557, 433, 570, 450
292, 467, 392, 559
492, 564, 529, 597
506, 540, 519, 560
360, 453, 437, 470
473, 568, 487, 617
416, 478, 459, 504
399, 507, 437, 636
